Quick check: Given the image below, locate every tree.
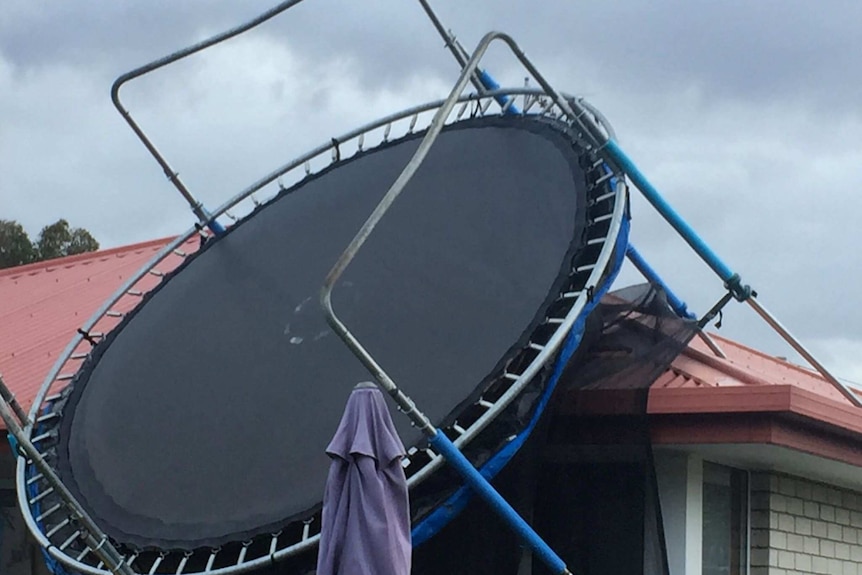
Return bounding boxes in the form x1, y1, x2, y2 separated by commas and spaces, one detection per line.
0, 219, 100, 270
36, 219, 100, 261
0, 220, 37, 268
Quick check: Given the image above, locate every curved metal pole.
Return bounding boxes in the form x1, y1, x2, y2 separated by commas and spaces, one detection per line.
110, 0, 308, 233
321, 31, 573, 575
0, 376, 135, 575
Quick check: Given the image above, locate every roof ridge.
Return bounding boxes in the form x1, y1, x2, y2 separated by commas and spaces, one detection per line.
0, 236, 176, 279
680, 345, 782, 388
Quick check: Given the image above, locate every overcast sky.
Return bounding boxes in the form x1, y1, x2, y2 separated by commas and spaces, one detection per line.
2, 1, 860, 382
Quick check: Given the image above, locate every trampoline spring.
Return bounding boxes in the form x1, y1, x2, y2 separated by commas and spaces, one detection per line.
575, 264, 597, 273
502, 372, 520, 381
480, 98, 494, 116
357, 132, 365, 152
238, 541, 253, 564
301, 520, 313, 541
71, 352, 90, 360
59, 530, 82, 551
304, 161, 311, 176
268, 532, 280, 556
501, 98, 516, 116
559, 291, 582, 300
452, 423, 467, 435
587, 237, 606, 246
383, 122, 392, 142
149, 554, 165, 575
408, 113, 418, 133
177, 552, 193, 574
31, 432, 51, 444
424, 448, 437, 459
591, 213, 613, 224
148, 270, 165, 278
172, 249, 187, 257
592, 172, 615, 187
477, 399, 494, 409
545, 317, 565, 325
55, 373, 75, 381
45, 393, 63, 402
36, 412, 60, 424
528, 342, 545, 352
523, 95, 537, 113
251, 193, 261, 207
29, 486, 54, 505
456, 101, 469, 120
75, 546, 91, 562
36, 504, 61, 522
591, 158, 604, 169
106, 311, 124, 318
27, 473, 44, 486
126, 289, 144, 297
588, 191, 616, 206
224, 210, 238, 222
46, 518, 72, 538
127, 554, 139, 570
205, 550, 218, 573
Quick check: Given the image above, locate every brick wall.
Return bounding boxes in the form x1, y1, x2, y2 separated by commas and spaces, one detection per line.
750, 471, 862, 575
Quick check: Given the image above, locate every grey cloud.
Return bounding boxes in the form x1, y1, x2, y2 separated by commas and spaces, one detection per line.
5, 1, 861, 111
2, 0, 861, 377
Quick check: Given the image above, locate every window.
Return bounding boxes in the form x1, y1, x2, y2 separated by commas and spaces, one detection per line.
702, 463, 748, 575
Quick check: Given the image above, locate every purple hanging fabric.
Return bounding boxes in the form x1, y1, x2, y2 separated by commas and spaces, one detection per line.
316, 382, 411, 575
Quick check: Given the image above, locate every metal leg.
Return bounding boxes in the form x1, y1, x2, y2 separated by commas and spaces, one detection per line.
565, 78, 856, 407
625, 244, 693, 319
626, 244, 729, 358
0, 375, 135, 575
747, 297, 861, 406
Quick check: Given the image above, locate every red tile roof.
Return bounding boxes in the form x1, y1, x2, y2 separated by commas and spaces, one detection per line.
0, 237, 194, 425
653, 332, 856, 405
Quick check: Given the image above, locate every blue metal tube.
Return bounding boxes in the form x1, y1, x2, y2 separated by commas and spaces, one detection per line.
428, 431, 568, 575
477, 70, 519, 114
625, 244, 695, 319
603, 140, 749, 299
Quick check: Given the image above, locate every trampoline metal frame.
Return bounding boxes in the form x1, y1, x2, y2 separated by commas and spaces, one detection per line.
12, 82, 626, 575
320, 31, 634, 575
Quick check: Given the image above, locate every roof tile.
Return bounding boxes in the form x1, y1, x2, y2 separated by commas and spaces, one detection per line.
0, 237, 195, 424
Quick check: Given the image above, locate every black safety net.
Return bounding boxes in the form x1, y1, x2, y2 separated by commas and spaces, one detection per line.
51, 115, 598, 551
411, 283, 698, 575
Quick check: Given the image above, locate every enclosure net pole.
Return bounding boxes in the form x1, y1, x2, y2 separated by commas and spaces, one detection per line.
0, 375, 136, 575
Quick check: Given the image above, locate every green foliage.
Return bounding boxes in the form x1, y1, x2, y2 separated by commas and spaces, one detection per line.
0, 220, 37, 268
0, 219, 100, 270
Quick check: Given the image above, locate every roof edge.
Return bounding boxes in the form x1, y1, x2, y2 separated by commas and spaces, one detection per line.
648, 384, 862, 437
0, 236, 176, 279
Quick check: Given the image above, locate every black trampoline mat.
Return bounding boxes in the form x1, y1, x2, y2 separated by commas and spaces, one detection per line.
58, 116, 587, 549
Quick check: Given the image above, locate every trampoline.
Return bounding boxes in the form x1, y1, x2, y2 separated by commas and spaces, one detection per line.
16, 68, 629, 573
5, 3, 851, 575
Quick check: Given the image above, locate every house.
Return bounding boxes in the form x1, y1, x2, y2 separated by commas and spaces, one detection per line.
1, 239, 860, 575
